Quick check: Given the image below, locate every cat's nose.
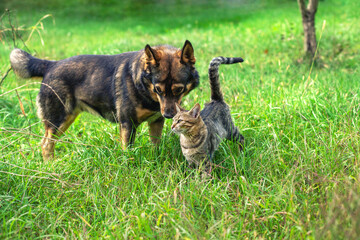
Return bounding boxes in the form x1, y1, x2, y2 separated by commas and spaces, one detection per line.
170, 125, 177, 134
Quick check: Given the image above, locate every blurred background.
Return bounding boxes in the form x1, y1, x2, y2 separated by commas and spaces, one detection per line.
1, 0, 359, 66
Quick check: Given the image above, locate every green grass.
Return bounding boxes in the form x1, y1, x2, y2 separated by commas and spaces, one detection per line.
1, 0, 360, 238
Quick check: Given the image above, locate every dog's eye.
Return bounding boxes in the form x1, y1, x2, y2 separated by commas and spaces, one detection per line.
173, 87, 184, 95
155, 86, 162, 94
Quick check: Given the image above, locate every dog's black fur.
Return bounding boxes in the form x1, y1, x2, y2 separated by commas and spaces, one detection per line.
10, 40, 199, 160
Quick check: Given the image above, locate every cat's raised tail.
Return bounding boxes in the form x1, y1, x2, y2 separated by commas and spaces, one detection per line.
208, 56, 244, 102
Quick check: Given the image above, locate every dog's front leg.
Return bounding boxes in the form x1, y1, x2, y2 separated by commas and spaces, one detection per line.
149, 117, 165, 145
120, 122, 137, 149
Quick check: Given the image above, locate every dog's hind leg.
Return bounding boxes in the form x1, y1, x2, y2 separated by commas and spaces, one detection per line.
41, 126, 56, 161
41, 112, 79, 160
37, 82, 78, 160
120, 122, 137, 150
148, 117, 164, 145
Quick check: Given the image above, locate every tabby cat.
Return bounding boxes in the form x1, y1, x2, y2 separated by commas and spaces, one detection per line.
171, 57, 245, 172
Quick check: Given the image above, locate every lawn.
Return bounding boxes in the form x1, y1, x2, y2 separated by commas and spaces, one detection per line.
1, 0, 360, 238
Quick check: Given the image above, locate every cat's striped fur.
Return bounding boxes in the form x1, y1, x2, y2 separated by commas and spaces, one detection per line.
171, 57, 244, 172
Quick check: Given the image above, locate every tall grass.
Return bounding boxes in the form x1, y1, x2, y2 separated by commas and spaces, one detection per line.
1, 0, 360, 238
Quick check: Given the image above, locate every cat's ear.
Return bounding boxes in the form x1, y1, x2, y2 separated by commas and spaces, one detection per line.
175, 102, 185, 113
189, 103, 201, 118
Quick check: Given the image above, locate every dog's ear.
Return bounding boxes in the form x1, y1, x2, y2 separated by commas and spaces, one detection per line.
175, 102, 185, 113
180, 40, 196, 65
189, 103, 201, 118
145, 44, 161, 65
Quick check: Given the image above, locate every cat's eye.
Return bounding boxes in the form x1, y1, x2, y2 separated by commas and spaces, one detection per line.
173, 87, 184, 95
155, 86, 162, 94
177, 119, 182, 123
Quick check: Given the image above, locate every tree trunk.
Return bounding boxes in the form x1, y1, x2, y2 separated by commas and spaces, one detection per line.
297, 0, 319, 57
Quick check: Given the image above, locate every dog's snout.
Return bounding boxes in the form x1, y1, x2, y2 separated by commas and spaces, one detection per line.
163, 112, 174, 119
163, 108, 175, 119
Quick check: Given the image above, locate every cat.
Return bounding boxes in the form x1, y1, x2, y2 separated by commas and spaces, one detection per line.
171, 56, 245, 172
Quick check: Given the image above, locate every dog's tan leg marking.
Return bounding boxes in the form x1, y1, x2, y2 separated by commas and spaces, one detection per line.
57, 112, 79, 135
120, 123, 136, 150
149, 117, 164, 145
41, 127, 56, 161
41, 112, 79, 161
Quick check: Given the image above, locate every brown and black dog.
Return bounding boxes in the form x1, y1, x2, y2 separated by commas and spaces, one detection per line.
10, 40, 199, 160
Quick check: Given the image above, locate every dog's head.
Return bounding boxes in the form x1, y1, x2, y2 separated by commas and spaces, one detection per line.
142, 40, 199, 119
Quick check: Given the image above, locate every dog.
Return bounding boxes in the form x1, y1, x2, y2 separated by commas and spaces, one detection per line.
10, 40, 200, 160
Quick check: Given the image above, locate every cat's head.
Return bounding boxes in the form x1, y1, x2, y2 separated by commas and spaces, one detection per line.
171, 103, 201, 134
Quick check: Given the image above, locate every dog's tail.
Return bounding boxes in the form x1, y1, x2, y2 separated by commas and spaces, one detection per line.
10, 49, 55, 78
208, 56, 244, 102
